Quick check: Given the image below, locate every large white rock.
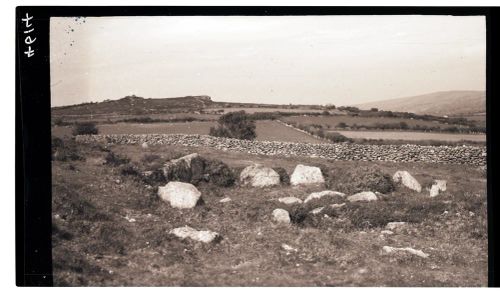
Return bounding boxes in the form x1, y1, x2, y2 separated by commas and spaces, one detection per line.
272, 208, 291, 224
429, 180, 447, 197
382, 246, 429, 258
304, 190, 346, 203
240, 164, 280, 187
393, 171, 422, 192
169, 226, 219, 243
157, 181, 201, 209
290, 164, 325, 186
278, 196, 303, 204
347, 191, 378, 202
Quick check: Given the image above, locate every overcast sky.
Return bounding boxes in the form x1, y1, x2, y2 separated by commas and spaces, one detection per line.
50, 15, 485, 107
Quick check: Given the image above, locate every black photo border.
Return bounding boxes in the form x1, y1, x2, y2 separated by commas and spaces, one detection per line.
15, 6, 500, 287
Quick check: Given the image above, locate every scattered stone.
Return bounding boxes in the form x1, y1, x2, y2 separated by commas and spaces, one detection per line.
141, 142, 149, 149
278, 196, 303, 204
330, 203, 346, 209
429, 180, 447, 197
219, 197, 232, 203
310, 207, 324, 214
157, 181, 202, 209
281, 244, 298, 252
272, 208, 291, 224
169, 226, 220, 243
381, 230, 394, 235
386, 222, 407, 230
240, 164, 280, 187
304, 190, 345, 203
393, 171, 422, 192
382, 246, 429, 258
290, 164, 325, 186
115, 179, 121, 184
347, 191, 378, 202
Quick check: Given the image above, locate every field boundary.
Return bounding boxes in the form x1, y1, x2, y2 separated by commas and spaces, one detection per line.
76, 133, 486, 166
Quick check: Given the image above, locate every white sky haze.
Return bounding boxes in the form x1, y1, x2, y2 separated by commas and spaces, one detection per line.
50, 15, 486, 106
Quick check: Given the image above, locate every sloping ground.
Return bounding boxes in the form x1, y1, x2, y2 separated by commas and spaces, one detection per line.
356, 91, 485, 116
52, 95, 214, 116
52, 142, 487, 286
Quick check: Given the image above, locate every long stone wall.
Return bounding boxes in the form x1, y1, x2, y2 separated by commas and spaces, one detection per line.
76, 134, 486, 166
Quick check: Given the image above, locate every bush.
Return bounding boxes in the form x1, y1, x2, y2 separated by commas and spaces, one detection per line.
209, 111, 256, 140
273, 167, 290, 185
328, 165, 395, 194
72, 122, 99, 136
336, 122, 348, 128
325, 132, 350, 143
105, 152, 130, 166
52, 137, 83, 161
204, 159, 235, 187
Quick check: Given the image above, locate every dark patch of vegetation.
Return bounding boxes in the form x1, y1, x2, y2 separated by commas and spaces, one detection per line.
52, 184, 110, 222
325, 132, 350, 143
273, 167, 290, 185
209, 111, 257, 140
204, 159, 236, 187
105, 152, 130, 166
72, 122, 99, 136
327, 165, 395, 194
121, 116, 203, 123
52, 137, 84, 161
120, 164, 141, 177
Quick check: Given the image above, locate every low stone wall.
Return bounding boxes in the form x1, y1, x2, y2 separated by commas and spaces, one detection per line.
76, 134, 486, 166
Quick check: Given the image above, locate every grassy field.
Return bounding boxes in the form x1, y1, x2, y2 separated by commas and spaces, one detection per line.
52, 121, 327, 144
52, 140, 487, 286
283, 115, 470, 130
203, 107, 324, 114
333, 130, 486, 142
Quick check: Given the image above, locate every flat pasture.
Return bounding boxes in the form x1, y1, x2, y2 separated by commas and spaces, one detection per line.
204, 107, 324, 114
52, 120, 326, 144
334, 130, 486, 142
283, 115, 468, 130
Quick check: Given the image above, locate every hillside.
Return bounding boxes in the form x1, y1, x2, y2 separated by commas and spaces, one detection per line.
52, 95, 214, 116
356, 91, 486, 116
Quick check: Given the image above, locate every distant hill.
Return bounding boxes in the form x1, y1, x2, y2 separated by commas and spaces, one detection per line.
52, 95, 214, 116
356, 91, 486, 116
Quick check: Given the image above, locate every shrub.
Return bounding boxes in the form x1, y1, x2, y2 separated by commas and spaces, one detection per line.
72, 122, 99, 136
273, 167, 290, 185
120, 164, 141, 177
204, 159, 235, 187
51, 137, 83, 161
328, 165, 395, 194
105, 152, 130, 166
336, 122, 348, 128
209, 111, 256, 140
325, 132, 350, 143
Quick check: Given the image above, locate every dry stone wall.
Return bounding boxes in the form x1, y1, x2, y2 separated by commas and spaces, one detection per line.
76, 134, 486, 166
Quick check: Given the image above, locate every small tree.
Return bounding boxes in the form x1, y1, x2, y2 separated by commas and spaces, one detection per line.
336, 122, 348, 128
72, 122, 99, 136
209, 111, 256, 140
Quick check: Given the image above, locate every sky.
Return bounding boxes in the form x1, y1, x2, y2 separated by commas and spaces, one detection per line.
50, 15, 486, 107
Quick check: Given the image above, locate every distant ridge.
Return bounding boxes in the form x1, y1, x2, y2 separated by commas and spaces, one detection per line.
52, 95, 214, 116
356, 90, 485, 116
